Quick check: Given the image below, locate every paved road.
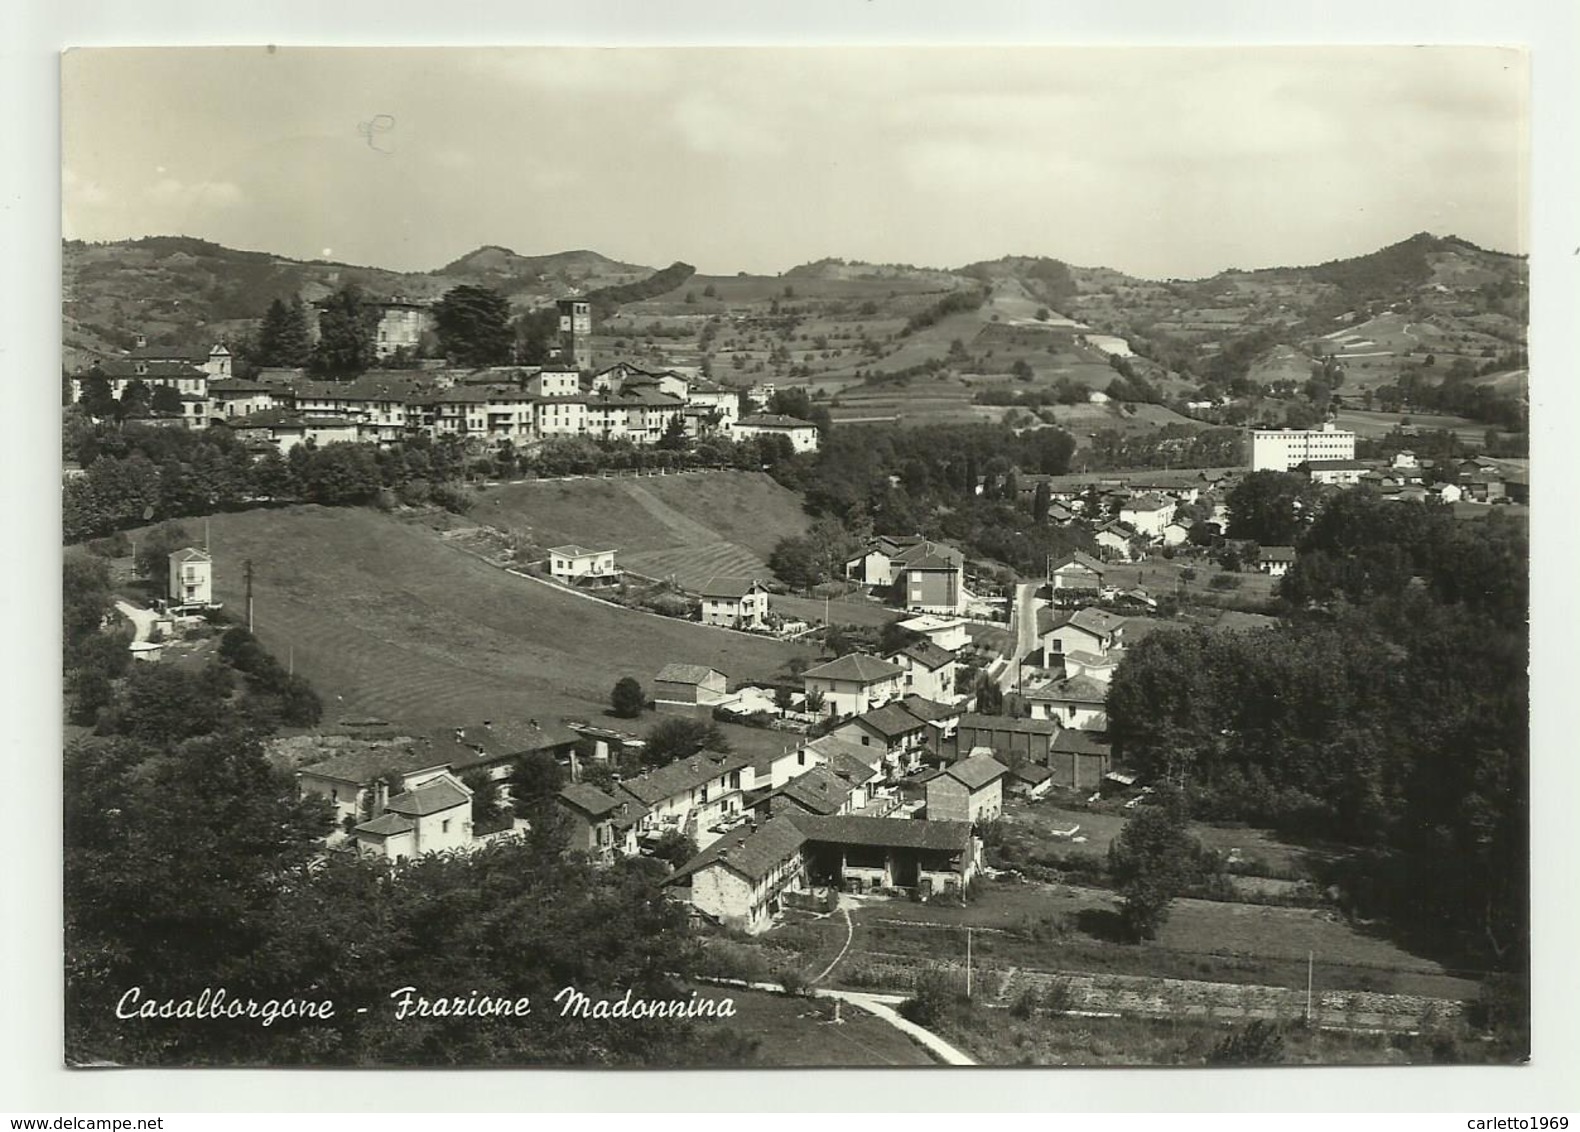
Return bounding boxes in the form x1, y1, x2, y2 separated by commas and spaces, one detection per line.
997, 582, 1041, 693
115, 601, 157, 643
813, 989, 978, 1066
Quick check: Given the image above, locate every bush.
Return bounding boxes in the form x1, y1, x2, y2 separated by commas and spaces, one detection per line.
1208, 573, 1242, 592
429, 482, 473, 514
776, 968, 812, 997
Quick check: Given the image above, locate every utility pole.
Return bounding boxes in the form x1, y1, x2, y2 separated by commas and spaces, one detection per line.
965, 926, 973, 999
1305, 950, 1314, 1025
243, 558, 254, 632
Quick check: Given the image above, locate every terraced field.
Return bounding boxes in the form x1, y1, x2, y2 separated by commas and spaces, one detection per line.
473, 471, 811, 591
186, 505, 806, 731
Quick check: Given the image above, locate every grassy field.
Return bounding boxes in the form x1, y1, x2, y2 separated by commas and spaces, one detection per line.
473, 471, 810, 592
693, 985, 937, 1067
1101, 553, 1280, 608
185, 505, 807, 731
1331, 407, 1487, 443
773, 591, 903, 628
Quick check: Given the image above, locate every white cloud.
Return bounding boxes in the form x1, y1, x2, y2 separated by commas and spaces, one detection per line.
145, 177, 244, 208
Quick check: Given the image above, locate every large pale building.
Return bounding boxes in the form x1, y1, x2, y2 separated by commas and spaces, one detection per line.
1249, 423, 1357, 472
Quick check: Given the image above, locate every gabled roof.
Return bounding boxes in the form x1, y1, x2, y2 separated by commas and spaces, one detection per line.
957, 712, 1059, 736
78, 359, 208, 379
700, 575, 766, 600
891, 540, 964, 569
738, 413, 817, 429
1050, 730, 1112, 756
354, 812, 416, 838
667, 815, 808, 885
619, 749, 751, 806
941, 752, 1009, 791
1026, 674, 1109, 705
426, 719, 581, 769
1120, 495, 1172, 513
1050, 551, 1106, 574
842, 702, 930, 740
892, 640, 957, 671
1009, 763, 1053, 785
777, 766, 852, 815
655, 663, 725, 685
207, 377, 276, 394
800, 734, 883, 771
900, 694, 959, 724
824, 748, 880, 786
557, 783, 648, 832
1042, 607, 1125, 638
298, 744, 442, 787
803, 653, 905, 685
1259, 546, 1297, 563
168, 547, 211, 564
789, 813, 974, 854
383, 776, 470, 817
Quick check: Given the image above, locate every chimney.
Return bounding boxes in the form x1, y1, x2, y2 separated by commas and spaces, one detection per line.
482, 720, 493, 730
134, 334, 147, 349
453, 727, 465, 742
529, 718, 539, 729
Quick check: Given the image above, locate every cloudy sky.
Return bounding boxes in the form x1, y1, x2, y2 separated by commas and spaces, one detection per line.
61, 46, 1527, 280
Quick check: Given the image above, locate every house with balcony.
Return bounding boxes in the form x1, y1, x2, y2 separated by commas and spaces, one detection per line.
699, 577, 770, 630
885, 639, 959, 703
802, 653, 906, 719
549, 545, 619, 586
618, 749, 755, 848
167, 547, 213, 608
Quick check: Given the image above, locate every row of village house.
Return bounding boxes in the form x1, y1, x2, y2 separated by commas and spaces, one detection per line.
67, 341, 821, 457
292, 577, 1135, 931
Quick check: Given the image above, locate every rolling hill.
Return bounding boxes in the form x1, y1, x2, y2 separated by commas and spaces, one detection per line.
183, 503, 806, 731
472, 470, 811, 592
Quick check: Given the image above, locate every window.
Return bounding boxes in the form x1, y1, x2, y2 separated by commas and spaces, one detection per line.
442, 819, 451, 833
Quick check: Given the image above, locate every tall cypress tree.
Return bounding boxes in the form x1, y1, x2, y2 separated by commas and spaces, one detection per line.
309, 285, 378, 378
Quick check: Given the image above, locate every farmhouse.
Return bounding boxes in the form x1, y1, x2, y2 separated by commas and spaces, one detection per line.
423, 719, 583, 786
1119, 495, 1177, 538
923, 752, 1008, 824
1303, 459, 1368, 487
167, 547, 213, 607
1093, 520, 1140, 561
619, 749, 755, 847
829, 701, 939, 777
1026, 674, 1109, 730
548, 544, 619, 585
653, 663, 731, 713
802, 653, 906, 719
1048, 551, 1106, 598
555, 782, 648, 865
698, 576, 770, 630
223, 409, 359, 455
733, 413, 821, 453
1257, 546, 1297, 577
754, 765, 857, 819
296, 745, 451, 829
1038, 607, 1126, 667
352, 770, 474, 861
666, 816, 811, 934
886, 639, 959, 704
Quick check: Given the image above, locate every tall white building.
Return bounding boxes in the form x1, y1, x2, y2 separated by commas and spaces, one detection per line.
1249, 423, 1357, 471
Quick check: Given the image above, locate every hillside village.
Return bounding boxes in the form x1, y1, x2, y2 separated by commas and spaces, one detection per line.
61, 238, 1531, 1069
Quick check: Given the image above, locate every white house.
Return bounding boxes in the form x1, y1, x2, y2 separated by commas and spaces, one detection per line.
886, 640, 959, 704
167, 547, 213, 607
352, 771, 475, 861
1119, 495, 1177, 539
617, 750, 755, 848
1258, 546, 1297, 577
1025, 674, 1109, 730
733, 414, 821, 453
548, 545, 619, 584
898, 614, 971, 653
802, 653, 906, 719
699, 576, 770, 630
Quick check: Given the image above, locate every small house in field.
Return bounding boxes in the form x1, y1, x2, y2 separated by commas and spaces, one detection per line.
653, 663, 731, 714
167, 547, 213, 607
1007, 762, 1054, 800
1257, 546, 1297, 577
1048, 552, 1106, 598
802, 653, 906, 719
699, 576, 770, 630
924, 752, 1008, 824
548, 544, 619, 585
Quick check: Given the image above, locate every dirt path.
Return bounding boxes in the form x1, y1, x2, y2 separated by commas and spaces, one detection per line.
998, 583, 1039, 692
115, 601, 157, 643
811, 903, 856, 985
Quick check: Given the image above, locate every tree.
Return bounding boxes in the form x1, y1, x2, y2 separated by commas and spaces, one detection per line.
310, 285, 379, 377
1208, 1020, 1286, 1065
642, 717, 730, 768
149, 385, 184, 414
1107, 790, 1200, 940
295, 443, 381, 505
78, 371, 118, 419
118, 379, 153, 420
434, 285, 514, 367
610, 677, 646, 719
650, 830, 698, 870
1032, 480, 1053, 523
461, 769, 507, 828
508, 751, 565, 815
257, 296, 313, 368
1225, 470, 1312, 546
134, 520, 192, 579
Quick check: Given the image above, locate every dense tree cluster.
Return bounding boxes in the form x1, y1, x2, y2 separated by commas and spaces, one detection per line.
433, 285, 514, 367
583, 262, 697, 322
309, 284, 381, 377
255, 296, 314, 369
900, 287, 988, 335
1107, 492, 1528, 973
